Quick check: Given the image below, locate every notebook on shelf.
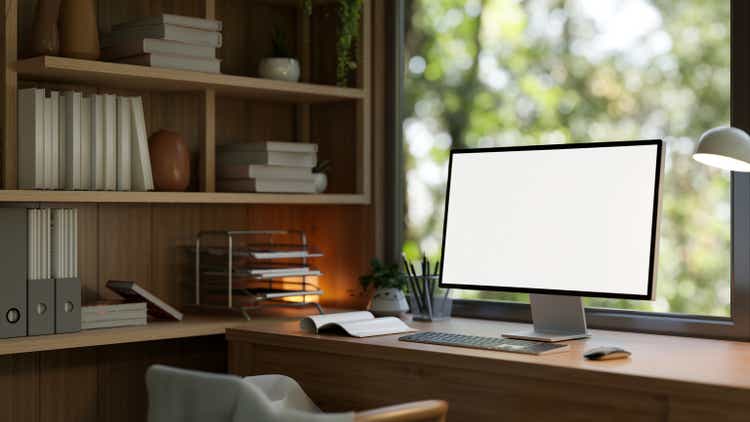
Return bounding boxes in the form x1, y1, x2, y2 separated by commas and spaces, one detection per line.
106, 280, 183, 321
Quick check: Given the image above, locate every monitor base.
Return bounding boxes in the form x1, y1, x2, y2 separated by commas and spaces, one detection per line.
502, 330, 590, 343
502, 294, 590, 343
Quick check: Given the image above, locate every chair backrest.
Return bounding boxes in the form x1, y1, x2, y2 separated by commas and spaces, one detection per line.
146, 365, 447, 422
354, 400, 448, 422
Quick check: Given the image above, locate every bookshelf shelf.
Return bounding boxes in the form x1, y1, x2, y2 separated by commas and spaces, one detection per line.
0, 190, 369, 204
14, 56, 365, 103
0, 315, 245, 356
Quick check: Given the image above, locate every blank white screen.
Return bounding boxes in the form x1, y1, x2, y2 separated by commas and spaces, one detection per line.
441, 144, 660, 297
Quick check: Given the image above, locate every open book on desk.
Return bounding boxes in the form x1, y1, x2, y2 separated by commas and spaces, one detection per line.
301, 311, 416, 338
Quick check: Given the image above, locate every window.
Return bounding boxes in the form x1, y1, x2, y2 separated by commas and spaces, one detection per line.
395, 0, 750, 338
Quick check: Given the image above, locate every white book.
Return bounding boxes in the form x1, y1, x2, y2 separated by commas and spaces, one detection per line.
300, 311, 416, 338
82, 302, 147, 315
129, 97, 154, 191
27, 210, 33, 280
104, 94, 118, 190
101, 38, 216, 60
43, 94, 53, 189
82, 311, 146, 323
82, 317, 148, 330
52, 209, 60, 278
116, 96, 132, 191
72, 208, 78, 277
218, 141, 318, 154
49, 91, 60, 189
102, 24, 222, 48
116, 53, 221, 74
59, 97, 67, 189
112, 13, 223, 32
216, 164, 313, 181
80, 97, 92, 190
44, 209, 51, 278
91, 95, 106, 190
63, 92, 82, 190
17, 88, 45, 189
216, 178, 316, 193
216, 151, 317, 168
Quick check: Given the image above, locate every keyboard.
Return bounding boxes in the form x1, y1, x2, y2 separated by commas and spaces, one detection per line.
399, 331, 570, 355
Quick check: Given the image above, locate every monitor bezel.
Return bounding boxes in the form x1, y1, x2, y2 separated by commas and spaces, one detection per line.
438, 139, 663, 300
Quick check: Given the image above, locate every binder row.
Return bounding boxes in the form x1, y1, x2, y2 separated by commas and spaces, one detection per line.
0, 208, 81, 339
17, 88, 154, 192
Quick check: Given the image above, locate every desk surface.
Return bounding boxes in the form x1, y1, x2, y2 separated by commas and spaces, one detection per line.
227, 316, 750, 396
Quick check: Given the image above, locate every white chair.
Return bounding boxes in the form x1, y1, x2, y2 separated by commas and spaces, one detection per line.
146, 365, 447, 422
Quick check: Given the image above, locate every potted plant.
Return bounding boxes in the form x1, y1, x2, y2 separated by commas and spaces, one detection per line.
258, 27, 300, 82
359, 259, 409, 316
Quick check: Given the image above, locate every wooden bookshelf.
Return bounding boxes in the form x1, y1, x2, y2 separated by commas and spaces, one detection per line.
0, 189, 369, 204
0, 314, 244, 356
14, 56, 365, 103
1, 0, 372, 204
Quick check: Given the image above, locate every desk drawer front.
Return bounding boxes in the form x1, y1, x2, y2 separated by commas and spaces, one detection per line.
230, 342, 668, 422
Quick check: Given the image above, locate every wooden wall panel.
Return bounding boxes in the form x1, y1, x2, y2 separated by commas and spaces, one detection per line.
39, 349, 98, 422
77, 205, 100, 304
0, 353, 38, 422
98, 205, 153, 301
151, 205, 201, 307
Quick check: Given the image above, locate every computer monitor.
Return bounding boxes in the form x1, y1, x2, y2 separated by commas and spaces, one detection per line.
439, 140, 664, 341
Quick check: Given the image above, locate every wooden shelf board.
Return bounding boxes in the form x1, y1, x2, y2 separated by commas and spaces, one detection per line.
0, 315, 246, 356
0, 190, 369, 204
14, 56, 364, 103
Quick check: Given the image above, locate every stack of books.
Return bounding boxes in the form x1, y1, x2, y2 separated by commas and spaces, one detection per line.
82, 302, 147, 330
216, 141, 318, 193
101, 13, 223, 74
18, 88, 154, 191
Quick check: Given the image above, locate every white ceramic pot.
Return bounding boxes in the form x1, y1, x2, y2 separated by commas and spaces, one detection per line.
368, 287, 409, 317
258, 57, 300, 82
313, 173, 327, 193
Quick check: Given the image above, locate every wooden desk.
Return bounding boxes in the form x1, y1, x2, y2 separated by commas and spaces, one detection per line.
226, 317, 750, 421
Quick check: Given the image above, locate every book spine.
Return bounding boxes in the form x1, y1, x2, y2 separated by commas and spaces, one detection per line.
104, 94, 118, 191
116, 96, 132, 191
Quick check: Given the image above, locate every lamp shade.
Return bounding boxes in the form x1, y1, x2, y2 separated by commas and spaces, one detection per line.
693, 126, 750, 172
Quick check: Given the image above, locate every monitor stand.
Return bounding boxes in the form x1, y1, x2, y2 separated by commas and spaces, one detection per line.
502, 294, 590, 342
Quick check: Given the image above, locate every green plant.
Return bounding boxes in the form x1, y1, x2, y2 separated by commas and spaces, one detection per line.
359, 259, 406, 291
304, 0, 313, 16
336, 0, 363, 86
271, 26, 291, 58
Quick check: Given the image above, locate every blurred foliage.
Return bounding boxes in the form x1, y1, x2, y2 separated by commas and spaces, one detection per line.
402, 0, 731, 316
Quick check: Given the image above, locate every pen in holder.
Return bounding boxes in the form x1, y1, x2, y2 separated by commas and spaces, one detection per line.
406, 274, 452, 321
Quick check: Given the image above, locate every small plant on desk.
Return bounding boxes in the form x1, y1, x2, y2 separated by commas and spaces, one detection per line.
359, 259, 409, 316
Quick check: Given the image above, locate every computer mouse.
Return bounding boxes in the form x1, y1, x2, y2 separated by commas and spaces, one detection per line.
584, 347, 631, 361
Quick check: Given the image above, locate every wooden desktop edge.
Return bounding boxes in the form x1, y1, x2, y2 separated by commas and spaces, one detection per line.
225, 317, 750, 405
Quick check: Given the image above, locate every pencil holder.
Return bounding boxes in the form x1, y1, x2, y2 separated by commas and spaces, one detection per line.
406, 275, 452, 321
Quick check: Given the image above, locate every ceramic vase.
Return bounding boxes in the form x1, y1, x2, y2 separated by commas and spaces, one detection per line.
30, 0, 62, 56
59, 0, 100, 60
258, 58, 301, 82
149, 130, 191, 191
368, 287, 409, 317
313, 173, 327, 193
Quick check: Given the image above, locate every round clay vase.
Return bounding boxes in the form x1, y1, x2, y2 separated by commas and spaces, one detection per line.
258, 58, 301, 82
59, 0, 100, 60
148, 130, 191, 191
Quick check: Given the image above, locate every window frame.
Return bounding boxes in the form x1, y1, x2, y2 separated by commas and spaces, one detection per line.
390, 0, 750, 340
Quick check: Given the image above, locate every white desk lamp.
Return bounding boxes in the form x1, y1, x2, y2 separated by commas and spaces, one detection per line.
693, 126, 750, 171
